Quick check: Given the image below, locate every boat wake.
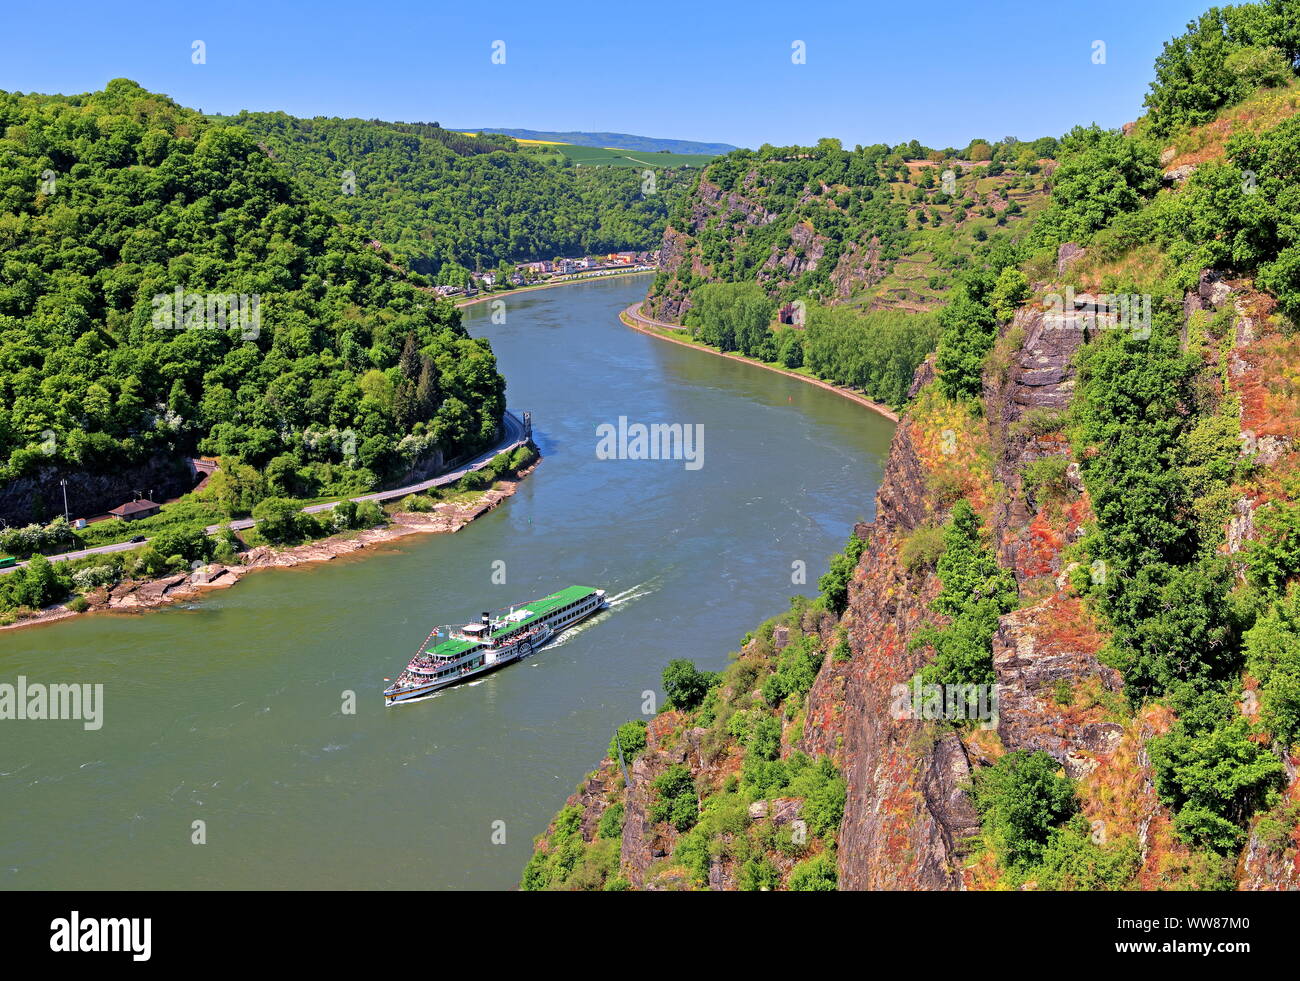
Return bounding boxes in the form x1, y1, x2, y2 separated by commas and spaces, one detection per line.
540, 580, 654, 651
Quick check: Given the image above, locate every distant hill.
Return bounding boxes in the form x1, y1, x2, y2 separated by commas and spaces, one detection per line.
220, 112, 695, 279
457, 128, 738, 155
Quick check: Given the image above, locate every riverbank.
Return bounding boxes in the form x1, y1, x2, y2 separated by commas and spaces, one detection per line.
0, 458, 541, 633
619, 302, 901, 423
454, 268, 653, 309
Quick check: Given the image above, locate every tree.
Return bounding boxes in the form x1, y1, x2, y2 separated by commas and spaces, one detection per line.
662, 659, 715, 711
1244, 584, 1300, 747
972, 750, 1078, 871
252, 497, 303, 544
1150, 697, 1284, 852
935, 271, 999, 401
990, 266, 1029, 322
787, 852, 838, 890
818, 532, 868, 615
1029, 125, 1162, 247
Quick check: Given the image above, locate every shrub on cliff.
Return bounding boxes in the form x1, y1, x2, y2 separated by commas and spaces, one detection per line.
913, 500, 1017, 693
597, 803, 625, 841
1244, 584, 1300, 747
1149, 690, 1284, 853
1246, 500, 1300, 595
1032, 815, 1141, 890
760, 634, 824, 711
818, 531, 867, 615
662, 659, 717, 712
608, 720, 648, 763
650, 764, 699, 832
787, 852, 838, 891
1100, 558, 1241, 703
972, 750, 1078, 872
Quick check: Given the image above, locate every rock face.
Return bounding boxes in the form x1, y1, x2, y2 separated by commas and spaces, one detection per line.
799, 411, 984, 889
983, 304, 1090, 584
1239, 756, 1300, 890
0, 452, 199, 527
993, 598, 1124, 778
645, 171, 889, 324
1055, 242, 1086, 275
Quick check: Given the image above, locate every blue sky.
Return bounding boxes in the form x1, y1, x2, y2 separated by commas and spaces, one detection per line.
0, 0, 1212, 149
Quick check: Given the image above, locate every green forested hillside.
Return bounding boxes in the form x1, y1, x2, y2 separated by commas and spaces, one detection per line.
219, 112, 695, 281
0, 79, 504, 491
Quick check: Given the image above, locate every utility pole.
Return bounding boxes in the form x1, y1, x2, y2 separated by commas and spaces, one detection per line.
59, 478, 69, 522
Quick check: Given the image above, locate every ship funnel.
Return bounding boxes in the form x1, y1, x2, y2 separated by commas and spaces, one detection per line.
482, 611, 491, 625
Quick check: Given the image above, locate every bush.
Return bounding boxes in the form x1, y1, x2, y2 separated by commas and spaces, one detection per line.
397, 494, 437, 513
914, 500, 1017, 691
597, 802, 625, 840
1032, 815, 1141, 890
1244, 584, 1300, 747
791, 756, 847, 841
352, 500, 386, 529
252, 497, 305, 544
1149, 695, 1284, 853
818, 532, 867, 614
0, 553, 68, 612
662, 659, 716, 712
148, 527, 214, 565
761, 635, 823, 710
972, 750, 1078, 871
749, 714, 782, 761
608, 720, 648, 762
1247, 500, 1300, 595
650, 764, 698, 832
787, 852, 838, 891
71, 563, 120, 593
0, 517, 79, 559
1022, 456, 1072, 504
1101, 558, 1240, 703
738, 856, 781, 891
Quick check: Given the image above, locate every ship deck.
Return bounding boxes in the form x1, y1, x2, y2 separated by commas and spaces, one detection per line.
424, 585, 599, 656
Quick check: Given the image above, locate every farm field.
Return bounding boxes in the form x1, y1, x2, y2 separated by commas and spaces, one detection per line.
519, 141, 716, 168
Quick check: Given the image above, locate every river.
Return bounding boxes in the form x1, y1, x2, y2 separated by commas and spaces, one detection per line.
0, 273, 894, 890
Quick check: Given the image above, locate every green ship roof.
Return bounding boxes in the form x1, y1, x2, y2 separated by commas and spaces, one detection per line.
426, 586, 599, 656
428, 637, 480, 658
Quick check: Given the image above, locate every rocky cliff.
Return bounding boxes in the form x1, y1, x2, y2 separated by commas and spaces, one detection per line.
525, 247, 1300, 890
